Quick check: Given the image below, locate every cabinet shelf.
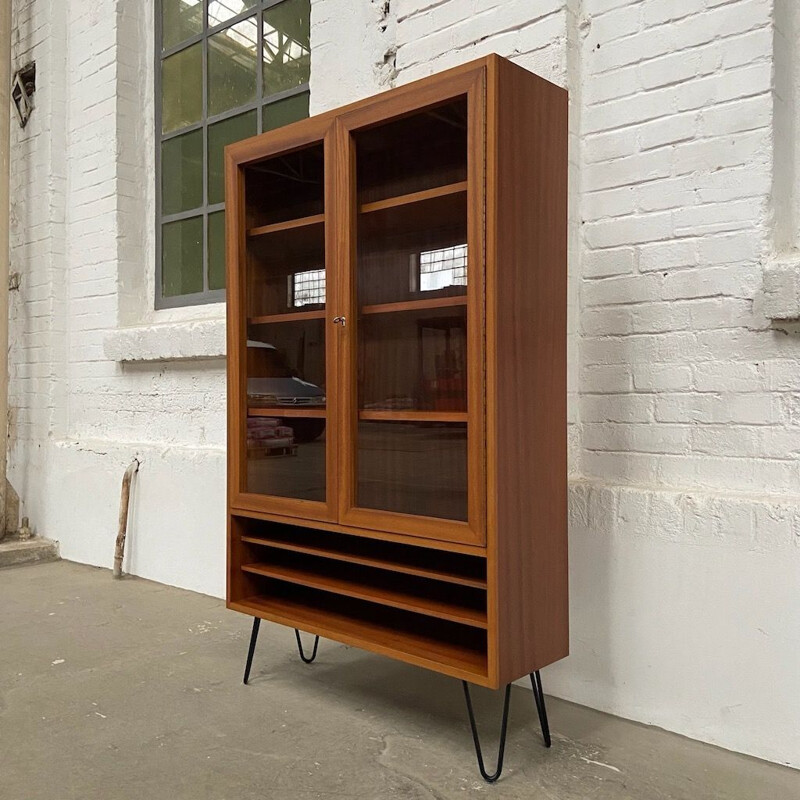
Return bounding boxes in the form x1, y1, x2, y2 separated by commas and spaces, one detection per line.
358, 180, 467, 240
247, 213, 324, 238
358, 410, 466, 423
248, 310, 326, 325
361, 296, 467, 316
241, 561, 487, 628
240, 534, 487, 589
359, 181, 467, 215
248, 298, 467, 324
248, 407, 326, 419
231, 594, 488, 681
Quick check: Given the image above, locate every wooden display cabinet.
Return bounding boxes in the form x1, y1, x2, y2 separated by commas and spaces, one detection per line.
225, 54, 567, 741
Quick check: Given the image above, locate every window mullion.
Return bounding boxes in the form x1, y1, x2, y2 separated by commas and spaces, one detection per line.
155, 3, 161, 306
257, 1, 264, 133
161, 32, 205, 60
202, 0, 210, 293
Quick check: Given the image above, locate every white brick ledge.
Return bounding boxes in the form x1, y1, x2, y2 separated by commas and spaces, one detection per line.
572, 478, 800, 551
103, 318, 226, 363
763, 256, 800, 321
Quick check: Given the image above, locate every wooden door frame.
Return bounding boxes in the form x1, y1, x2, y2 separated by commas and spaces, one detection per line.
334, 66, 487, 546
225, 115, 340, 523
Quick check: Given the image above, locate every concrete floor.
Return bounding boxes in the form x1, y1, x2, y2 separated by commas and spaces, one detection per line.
2, 561, 798, 800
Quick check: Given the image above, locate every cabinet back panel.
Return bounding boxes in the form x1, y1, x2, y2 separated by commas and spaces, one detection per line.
356, 421, 468, 521
355, 96, 467, 205
244, 144, 324, 228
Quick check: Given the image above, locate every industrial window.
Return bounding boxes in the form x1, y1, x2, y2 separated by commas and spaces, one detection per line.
418, 244, 468, 292
289, 268, 326, 308
156, 0, 311, 308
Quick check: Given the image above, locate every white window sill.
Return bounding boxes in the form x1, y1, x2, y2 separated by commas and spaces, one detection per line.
104, 317, 226, 362
763, 255, 800, 321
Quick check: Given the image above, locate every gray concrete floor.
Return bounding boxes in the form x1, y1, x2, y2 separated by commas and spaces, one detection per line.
2, 561, 798, 800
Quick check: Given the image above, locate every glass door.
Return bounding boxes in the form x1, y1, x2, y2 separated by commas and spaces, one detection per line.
230, 124, 338, 521
338, 71, 486, 545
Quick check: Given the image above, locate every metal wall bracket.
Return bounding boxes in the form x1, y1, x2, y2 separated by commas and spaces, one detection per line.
12, 62, 35, 128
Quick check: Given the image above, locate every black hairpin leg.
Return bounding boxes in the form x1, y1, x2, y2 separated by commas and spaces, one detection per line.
243, 618, 321, 684
462, 682, 512, 783
462, 672, 552, 782
294, 629, 320, 663
530, 670, 551, 747
243, 617, 260, 685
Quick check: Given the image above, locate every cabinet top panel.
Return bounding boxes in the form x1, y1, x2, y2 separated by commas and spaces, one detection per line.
224, 54, 566, 168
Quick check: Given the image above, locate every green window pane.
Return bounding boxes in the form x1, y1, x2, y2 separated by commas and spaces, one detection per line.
208, 211, 227, 291
162, 0, 202, 51
207, 110, 257, 205
161, 129, 203, 215
208, 0, 257, 27
263, 91, 309, 132
208, 16, 258, 117
162, 44, 202, 134
263, 0, 310, 95
162, 216, 203, 297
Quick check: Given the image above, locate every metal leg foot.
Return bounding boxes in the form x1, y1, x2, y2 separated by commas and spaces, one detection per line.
294, 629, 320, 663
243, 617, 260, 685
530, 670, 551, 747
462, 681, 512, 783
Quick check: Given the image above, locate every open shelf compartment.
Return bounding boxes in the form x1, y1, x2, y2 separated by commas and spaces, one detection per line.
233, 583, 488, 682
238, 517, 486, 587
230, 515, 489, 679
241, 557, 486, 628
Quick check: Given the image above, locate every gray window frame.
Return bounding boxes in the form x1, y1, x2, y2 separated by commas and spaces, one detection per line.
155, 0, 310, 309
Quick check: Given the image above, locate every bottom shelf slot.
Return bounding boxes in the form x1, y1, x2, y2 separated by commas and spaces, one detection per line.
234, 578, 488, 680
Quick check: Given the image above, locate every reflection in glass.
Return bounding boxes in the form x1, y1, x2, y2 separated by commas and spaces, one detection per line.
208, 0, 257, 27
357, 422, 467, 521
162, 44, 203, 133
162, 216, 203, 297
207, 110, 257, 204
291, 268, 325, 308
246, 320, 326, 408
208, 16, 258, 117
263, 91, 309, 132
246, 219, 325, 316
246, 424, 325, 501
161, 129, 203, 215
162, 0, 202, 51
263, 0, 310, 94
208, 211, 226, 290
358, 216, 467, 308
245, 318, 326, 501
360, 307, 467, 413
418, 244, 467, 292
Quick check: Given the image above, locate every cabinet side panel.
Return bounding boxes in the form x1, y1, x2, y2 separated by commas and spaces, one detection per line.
491, 59, 568, 683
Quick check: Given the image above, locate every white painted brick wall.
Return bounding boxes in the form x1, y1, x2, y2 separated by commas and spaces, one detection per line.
578, 0, 781, 491
7, 0, 800, 770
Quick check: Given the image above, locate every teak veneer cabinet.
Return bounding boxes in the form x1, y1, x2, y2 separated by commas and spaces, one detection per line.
225, 54, 568, 694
